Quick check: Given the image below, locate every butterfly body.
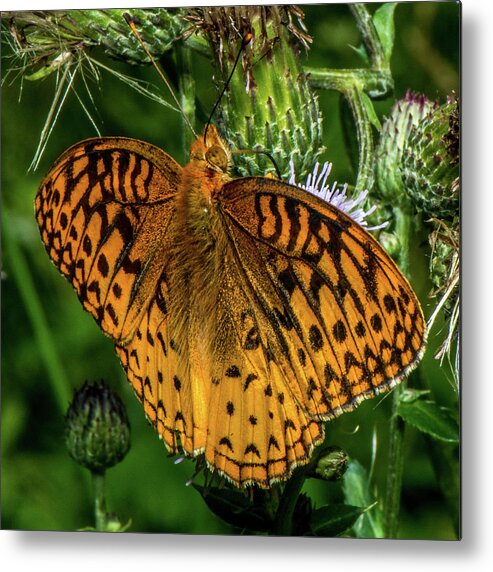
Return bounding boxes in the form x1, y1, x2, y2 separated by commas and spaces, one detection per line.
36, 125, 426, 488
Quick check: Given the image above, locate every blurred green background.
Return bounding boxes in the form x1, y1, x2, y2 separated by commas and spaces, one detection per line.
1, 2, 459, 536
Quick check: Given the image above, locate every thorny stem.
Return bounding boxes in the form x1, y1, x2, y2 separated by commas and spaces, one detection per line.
350, 4, 386, 69
342, 84, 375, 194
307, 68, 393, 99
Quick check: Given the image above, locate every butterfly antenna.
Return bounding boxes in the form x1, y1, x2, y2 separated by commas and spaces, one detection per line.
204, 33, 253, 145
124, 13, 197, 138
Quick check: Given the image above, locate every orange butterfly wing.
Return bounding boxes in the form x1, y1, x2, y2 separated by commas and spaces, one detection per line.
200, 176, 427, 485
218, 177, 426, 405
36, 137, 209, 462
36, 138, 180, 343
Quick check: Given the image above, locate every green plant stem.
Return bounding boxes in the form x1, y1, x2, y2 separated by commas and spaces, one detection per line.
350, 4, 386, 69
307, 68, 392, 99
92, 470, 108, 531
2, 212, 70, 412
272, 469, 306, 535
383, 392, 405, 539
383, 207, 411, 538
342, 85, 375, 193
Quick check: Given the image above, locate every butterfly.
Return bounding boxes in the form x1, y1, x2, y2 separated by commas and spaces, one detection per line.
35, 124, 426, 488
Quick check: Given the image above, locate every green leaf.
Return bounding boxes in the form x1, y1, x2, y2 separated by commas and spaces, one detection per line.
309, 504, 363, 537
396, 394, 459, 443
399, 388, 432, 403
373, 3, 397, 63
193, 484, 273, 532
342, 459, 384, 538
349, 43, 370, 66
361, 91, 382, 130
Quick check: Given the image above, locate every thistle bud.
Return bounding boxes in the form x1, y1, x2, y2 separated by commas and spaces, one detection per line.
375, 91, 437, 206
308, 446, 348, 482
402, 97, 459, 220
8, 9, 186, 75
69, 9, 186, 65
64, 381, 130, 474
189, 6, 324, 180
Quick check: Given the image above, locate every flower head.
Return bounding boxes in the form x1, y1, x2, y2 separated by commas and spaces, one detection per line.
308, 446, 349, 482
64, 381, 131, 474
289, 160, 387, 231
401, 96, 459, 220
374, 91, 438, 205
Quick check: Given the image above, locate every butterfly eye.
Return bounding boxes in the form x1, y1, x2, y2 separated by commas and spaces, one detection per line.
205, 145, 229, 172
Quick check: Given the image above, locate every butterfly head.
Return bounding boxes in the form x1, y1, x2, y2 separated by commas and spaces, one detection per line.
190, 125, 231, 174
